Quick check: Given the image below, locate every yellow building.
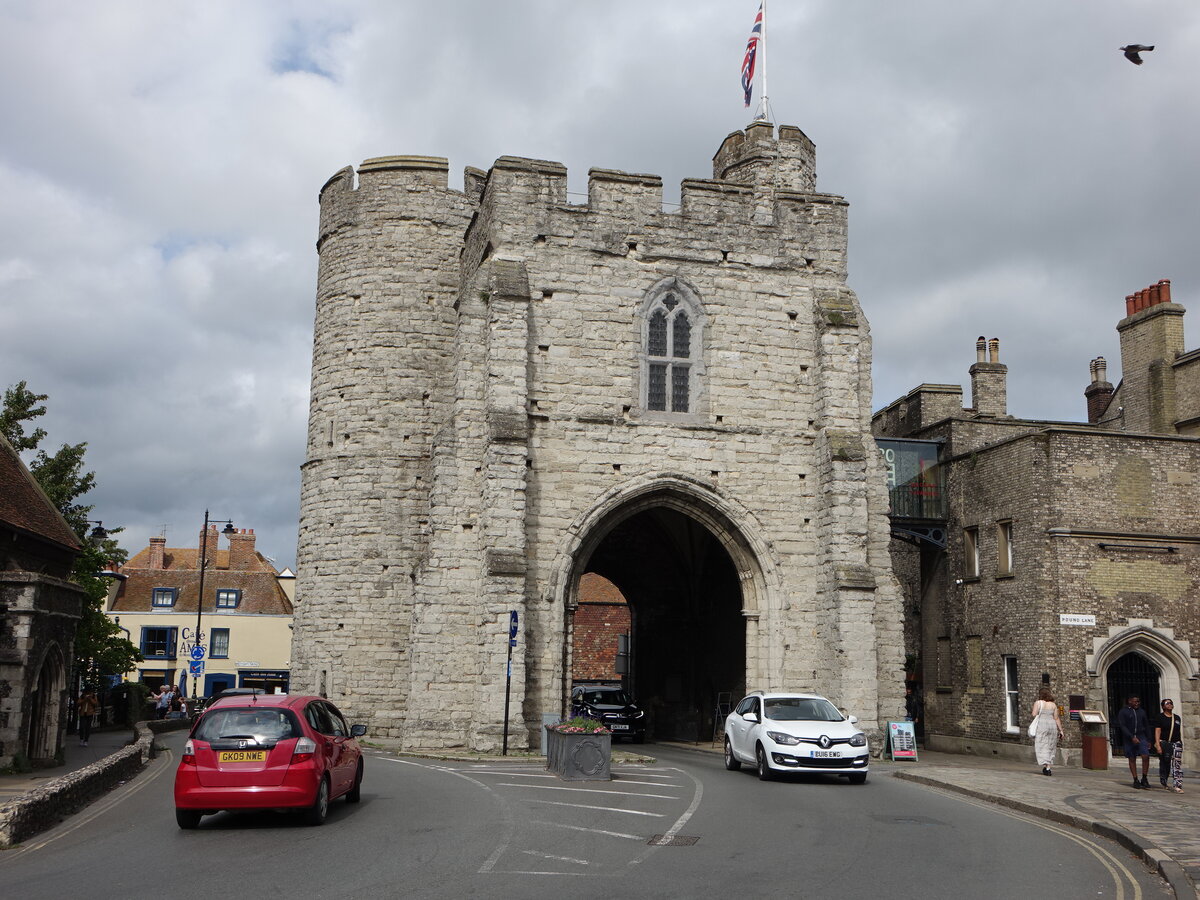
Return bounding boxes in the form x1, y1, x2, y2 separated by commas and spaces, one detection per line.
106, 526, 293, 697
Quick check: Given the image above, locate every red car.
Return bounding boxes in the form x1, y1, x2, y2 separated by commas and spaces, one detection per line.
174, 694, 366, 829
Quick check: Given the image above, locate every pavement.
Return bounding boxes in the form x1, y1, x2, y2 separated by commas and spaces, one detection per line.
0, 727, 137, 804
4, 732, 1198, 897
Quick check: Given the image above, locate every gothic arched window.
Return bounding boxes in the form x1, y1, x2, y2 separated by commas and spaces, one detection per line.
642, 282, 702, 414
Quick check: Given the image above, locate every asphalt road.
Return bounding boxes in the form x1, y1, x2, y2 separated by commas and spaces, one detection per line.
0, 734, 1172, 899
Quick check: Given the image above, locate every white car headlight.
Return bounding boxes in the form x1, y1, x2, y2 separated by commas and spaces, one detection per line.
766, 731, 801, 746
849, 733, 867, 747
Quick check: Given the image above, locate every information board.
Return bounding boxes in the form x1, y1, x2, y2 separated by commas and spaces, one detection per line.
886, 720, 919, 761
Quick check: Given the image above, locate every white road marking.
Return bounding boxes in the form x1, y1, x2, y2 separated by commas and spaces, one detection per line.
495, 782, 680, 799
521, 849, 591, 866
379, 757, 516, 875
527, 799, 665, 817
629, 765, 705, 868
606, 778, 684, 787
533, 820, 644, 841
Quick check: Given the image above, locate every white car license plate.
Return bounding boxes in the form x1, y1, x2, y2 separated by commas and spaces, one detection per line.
611, 724, 629, 731
812, 750, 839, 758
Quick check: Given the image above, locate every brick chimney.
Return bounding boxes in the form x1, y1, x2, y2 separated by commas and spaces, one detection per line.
227, 528, 257, 571
1084, 357, 1115, 423
199, 524, 222, 567
148, 536, 165, 570
1117, 278, 1184, 433
969, 336, 1008, 417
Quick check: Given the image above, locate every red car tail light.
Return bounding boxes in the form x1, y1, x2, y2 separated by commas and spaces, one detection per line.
181, 739, 196, 766
292, 736, 316, 764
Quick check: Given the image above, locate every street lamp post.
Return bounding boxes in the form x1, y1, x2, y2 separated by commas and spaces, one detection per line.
193, 510, 235, 699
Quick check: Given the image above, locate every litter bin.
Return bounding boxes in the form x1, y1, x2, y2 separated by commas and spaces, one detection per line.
1078, 709, 1109, 770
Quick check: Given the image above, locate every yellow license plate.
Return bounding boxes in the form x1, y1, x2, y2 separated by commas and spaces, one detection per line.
218, 750, 266, 763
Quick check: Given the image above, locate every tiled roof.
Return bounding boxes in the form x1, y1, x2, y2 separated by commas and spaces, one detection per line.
111, 545, 293, 615
0, 432, 81, 552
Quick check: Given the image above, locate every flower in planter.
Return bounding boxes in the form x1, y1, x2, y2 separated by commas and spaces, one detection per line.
550, 715, 610, 735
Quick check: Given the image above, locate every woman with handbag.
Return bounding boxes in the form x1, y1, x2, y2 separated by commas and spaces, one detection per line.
1030, 687, 1064, 776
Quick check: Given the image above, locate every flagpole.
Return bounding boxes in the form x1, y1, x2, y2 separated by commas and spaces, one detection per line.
757, 0, 770, 122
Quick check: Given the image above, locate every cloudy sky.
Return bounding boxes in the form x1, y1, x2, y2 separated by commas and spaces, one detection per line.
2, 1, 1196, 571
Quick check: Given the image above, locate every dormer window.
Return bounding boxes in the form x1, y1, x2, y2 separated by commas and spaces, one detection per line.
152, 588, 177, 608
216, 589, 242, 609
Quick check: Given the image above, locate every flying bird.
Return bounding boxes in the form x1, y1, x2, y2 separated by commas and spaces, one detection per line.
1120, 44, 1155, 65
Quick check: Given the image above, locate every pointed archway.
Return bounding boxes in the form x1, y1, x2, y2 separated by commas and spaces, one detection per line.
561, 478, 771, 743
27, 644, 66, 763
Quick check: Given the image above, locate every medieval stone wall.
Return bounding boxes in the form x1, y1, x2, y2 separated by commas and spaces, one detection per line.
293, 125, 906, 750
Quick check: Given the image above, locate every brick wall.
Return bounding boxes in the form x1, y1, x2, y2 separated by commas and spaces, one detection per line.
572, 573, 630, 682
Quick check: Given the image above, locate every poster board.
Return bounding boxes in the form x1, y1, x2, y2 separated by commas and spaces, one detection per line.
886, 720, 919, 761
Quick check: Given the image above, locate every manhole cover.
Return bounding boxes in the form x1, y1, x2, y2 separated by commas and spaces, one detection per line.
648, 834, 700, 846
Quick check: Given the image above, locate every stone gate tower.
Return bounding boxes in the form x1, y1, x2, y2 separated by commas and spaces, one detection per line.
293, 122, 905, 750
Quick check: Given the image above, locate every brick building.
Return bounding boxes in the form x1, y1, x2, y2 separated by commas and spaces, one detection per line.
107, 526, 293, 697
873, 281, 1200, 768
571, 573, 630, 685
292, 121, 906, 750
0, 434, 86, 768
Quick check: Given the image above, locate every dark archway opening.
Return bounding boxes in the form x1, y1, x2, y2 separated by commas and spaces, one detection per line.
1106, 651, 1160, 750
574, 506, 746, 742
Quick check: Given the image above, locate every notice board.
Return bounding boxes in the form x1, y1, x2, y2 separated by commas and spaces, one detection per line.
886, 720, 918, 761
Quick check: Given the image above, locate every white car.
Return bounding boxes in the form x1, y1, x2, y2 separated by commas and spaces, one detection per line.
724, 691, 869, 783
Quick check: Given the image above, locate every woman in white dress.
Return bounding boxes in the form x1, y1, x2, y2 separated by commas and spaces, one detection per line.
1031, 687, 1065, 775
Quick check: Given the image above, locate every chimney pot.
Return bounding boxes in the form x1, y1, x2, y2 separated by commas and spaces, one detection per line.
975, 336, 986, 362
988, 337, 1000, 363
1159, 279, 1172, 304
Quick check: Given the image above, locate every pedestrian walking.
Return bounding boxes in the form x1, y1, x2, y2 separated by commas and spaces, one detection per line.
1030, 687, 1064, 776
77, 687, 99, 746
1154, 698, 1184, 793
1118, 694, 1152, 788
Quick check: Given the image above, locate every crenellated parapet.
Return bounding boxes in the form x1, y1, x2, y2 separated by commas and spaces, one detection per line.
713, 121, 817, 193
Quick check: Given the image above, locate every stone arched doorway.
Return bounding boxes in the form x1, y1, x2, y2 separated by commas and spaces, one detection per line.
1105, 651, 1160, 750
563, 481, 769, 743
1091, 623, 1197, 761
27, 644, 66, 763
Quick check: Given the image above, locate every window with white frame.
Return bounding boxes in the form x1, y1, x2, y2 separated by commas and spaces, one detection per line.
963, 527, 979, 578
1004, 656, 1020, 732
641, 280, 703, 414
997, 520, 1013, 575
152, 587, 177, 608
216, 589, 241, 609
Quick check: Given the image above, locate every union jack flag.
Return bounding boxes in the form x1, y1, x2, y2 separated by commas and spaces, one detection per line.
741, 3, 763, 107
